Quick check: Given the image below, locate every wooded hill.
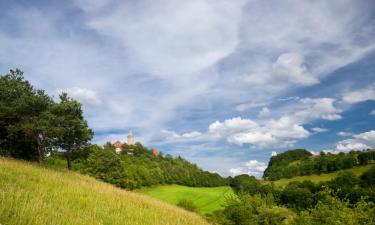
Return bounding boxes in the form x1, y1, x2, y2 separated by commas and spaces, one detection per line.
263, 149, 375, 180
48, 143, 228, 190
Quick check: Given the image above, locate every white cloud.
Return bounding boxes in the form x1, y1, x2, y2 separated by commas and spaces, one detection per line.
235, 102, 266, 112
370, 110, 375, 115
342, 85, 375, 104
205, 97, 341, 148
337, 131, 353, 137
58, 87, 101, 106
295, 98, 342, 122
209, 116, 309, 148
209, 117, 258, 134
271, 151, 277, 156
240, 73, 268, 85
272, 52, 318, 86
161, 130, 203, 141
229, 160, 267, 177
335, 130, 375, 152
312, 127, 328, 133
80, 0, 245, 76
258, 107, 271, 118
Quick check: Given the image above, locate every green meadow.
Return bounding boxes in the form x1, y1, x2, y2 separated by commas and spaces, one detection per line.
269, 164, 374, 187
0, 158, 210, 225
138, 185, 235, 214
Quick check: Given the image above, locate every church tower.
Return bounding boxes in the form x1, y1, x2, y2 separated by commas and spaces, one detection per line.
127, 131, 135, 145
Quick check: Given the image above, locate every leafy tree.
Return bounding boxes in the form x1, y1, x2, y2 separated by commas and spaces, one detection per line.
51, 93, 93, 170
280, 182, 315, 210
0, 69, 54, 163
360, 166, 375, 188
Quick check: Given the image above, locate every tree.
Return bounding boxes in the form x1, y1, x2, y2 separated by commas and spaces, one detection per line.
0, 69, 54, 163
360, 166, 375, 188
51, 93, 93, 170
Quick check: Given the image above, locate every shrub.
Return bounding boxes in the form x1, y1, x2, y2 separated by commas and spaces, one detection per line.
360, 166, 375, 188
177, 199, 199, 213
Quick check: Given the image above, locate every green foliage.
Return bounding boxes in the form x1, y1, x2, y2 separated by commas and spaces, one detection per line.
280, 182, 315, 210
212, 189, 375, 225
360, 166, 375, 188
293, 192, 375, 225
75, 144, 228, 190
177, 199, 199, 213
230, 174, 276, 197
0, 69, 54, 163
264, 149, 375, 180
50, 93, 93, 170
213, 193, 295, 225
0, 69, 93, 169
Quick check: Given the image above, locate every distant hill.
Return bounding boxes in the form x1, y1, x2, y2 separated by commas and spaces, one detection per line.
269, 164, 374, 187
263, 149, 375, 180
46, 144, 229, 190
0, 158, 210, 225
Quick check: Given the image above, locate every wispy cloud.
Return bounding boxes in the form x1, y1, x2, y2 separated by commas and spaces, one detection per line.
1, 0, 374, 176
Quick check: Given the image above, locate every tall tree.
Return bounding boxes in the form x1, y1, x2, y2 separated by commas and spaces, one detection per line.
0, 69, 53, 163
51, 93, 93, 170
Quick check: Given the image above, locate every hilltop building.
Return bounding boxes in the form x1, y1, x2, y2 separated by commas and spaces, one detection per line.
127, 131, 135, 145
151, 149, 160, 157
113, 131, 136, 154
113, 140, 122, 154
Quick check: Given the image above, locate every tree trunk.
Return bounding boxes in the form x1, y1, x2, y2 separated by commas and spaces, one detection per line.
66, 151, 73, 171
36, 135, 43, 165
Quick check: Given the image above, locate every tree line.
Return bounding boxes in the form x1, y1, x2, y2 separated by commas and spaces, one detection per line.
263, 149, 375, 180
0, 69, 93, 170
47, 143, 229, 189
208, 166, 375, 225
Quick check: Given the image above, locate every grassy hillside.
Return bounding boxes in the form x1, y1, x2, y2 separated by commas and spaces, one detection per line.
270, 164, 373, 187
0, 158, 210, 225
138, 185, 235, 214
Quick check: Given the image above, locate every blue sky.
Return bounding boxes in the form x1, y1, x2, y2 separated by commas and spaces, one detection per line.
1, 0, 375, 177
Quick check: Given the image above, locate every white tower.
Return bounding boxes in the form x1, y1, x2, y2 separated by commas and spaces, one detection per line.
127, 131, 135, 145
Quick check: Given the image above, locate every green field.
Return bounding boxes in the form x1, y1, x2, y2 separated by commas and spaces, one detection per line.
0, 158, 210, 225
138, 185, 235, 214
269, 164, 374, 187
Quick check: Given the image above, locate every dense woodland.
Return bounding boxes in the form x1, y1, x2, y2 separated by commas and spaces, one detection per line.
264, 149, 375, 180
208, 164, 375, 225
47, 143, 228, 189
2, 69, 375, 225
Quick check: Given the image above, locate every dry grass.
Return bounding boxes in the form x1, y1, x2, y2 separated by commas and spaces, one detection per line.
0, 157, 210, 225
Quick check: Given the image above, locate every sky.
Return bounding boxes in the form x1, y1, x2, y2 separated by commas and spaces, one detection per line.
0, 0, 375, 177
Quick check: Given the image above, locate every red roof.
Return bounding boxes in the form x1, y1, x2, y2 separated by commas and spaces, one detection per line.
151, 149, 160, 156
113, 140, 122, 148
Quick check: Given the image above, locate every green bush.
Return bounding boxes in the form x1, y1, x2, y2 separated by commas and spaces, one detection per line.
177, 199, 199, 213
360, 166, 375, 188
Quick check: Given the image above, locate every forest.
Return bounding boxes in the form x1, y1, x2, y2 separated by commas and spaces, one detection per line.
264, 149, 375, 180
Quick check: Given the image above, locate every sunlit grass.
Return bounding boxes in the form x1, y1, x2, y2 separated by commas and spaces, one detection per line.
138, 185, 235, 214
0, 157, 210, 225
267, 164, 374, 187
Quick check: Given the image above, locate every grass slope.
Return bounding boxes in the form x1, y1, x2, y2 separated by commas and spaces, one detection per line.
270, 164, 373, 187
138, 185, 234, 214
0, 158, 210, 225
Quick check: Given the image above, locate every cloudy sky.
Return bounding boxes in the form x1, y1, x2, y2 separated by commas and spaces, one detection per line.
1, 0, 375, 177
